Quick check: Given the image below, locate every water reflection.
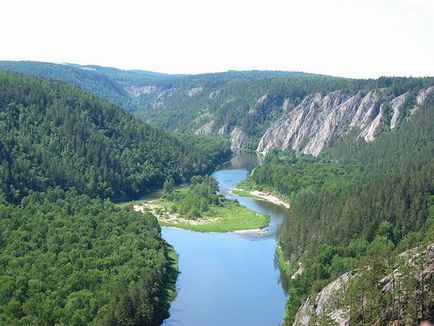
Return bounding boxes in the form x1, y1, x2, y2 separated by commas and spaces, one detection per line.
162, 152, 288, 326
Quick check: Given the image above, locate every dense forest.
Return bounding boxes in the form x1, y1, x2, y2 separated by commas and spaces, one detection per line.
0, 71, 233, 325
0, 71, 228, 203
1, 62, 433, 324
0, 61, 313, 114
2, 61, 434, 153
0, 188, 177, 325
246, 99, 434, 324
163, 175, 222, 218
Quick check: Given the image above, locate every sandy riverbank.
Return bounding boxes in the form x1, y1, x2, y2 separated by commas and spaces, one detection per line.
232, 188, 290, 209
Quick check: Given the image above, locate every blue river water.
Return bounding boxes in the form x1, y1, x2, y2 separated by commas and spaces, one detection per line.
162, 152, 288, 326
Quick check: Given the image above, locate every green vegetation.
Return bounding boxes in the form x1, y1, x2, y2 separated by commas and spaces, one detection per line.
0, 71, 226, 203
246, 100, 434, 324
3, 61, 434, 151
158, 203, 270, 232
174, 134, 232, 168
163, 175, 220, 218
342, 232, 434, 325
0, 61, 165, 112
140, 175, 269, 232
1, 62, 434, 324
164, 246, 179, 307
0, 188, 177, 325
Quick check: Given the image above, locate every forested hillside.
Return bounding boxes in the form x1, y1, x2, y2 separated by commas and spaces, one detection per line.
2, 61, 433, 157
0, 61, 311, 115
0, 71, 225, 203
0, 188, 177, 325
245, 97, 434, 324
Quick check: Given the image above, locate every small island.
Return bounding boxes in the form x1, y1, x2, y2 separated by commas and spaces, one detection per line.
133, 175, 270, 232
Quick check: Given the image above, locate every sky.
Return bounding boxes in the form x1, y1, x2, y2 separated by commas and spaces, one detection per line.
1, 0, 434, 78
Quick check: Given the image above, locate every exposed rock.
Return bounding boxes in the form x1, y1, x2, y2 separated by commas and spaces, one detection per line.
411, 86, 434, 115
217, 123, 229, 136
291, 262, 304, 280
257, 91, 356, 156
152, 88, 175, 108
293, 271, 355, 326
389, 92, 408, 129
125, 85, 158, 97
258, 94, 268, 104
230, 127, 248, 149
416, 86, 434, 106
186, 87, 203, 97
249, 94, 280, 117
282, 98, 290, 112
194, 120, 215, 135
293, 243, 434, 326
256, 88, 431, 156
209, 89, 222, 99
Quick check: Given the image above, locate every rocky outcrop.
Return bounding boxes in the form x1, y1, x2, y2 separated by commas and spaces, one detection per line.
257, 87, 434, 156
217, 123, 229, 136
230, 127, 248, 149
124, 85, 158, 97
194, 122, 248, 148
293, 271, 355, 326
152, 88, 176, 108
209, 89, 222, 99
194, 120, 215, 135
186, 87, 203, 97
293, 243, 434, 326
389, 92, 408, 129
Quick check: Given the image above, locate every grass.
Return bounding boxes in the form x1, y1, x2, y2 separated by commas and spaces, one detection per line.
157, 201, 270, 232
120, 182, 270, 232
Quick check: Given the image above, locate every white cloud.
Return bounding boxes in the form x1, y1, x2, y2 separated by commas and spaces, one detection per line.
0, 0, 433, 77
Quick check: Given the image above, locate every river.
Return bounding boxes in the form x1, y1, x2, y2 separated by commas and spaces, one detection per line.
162, 152, 288, 326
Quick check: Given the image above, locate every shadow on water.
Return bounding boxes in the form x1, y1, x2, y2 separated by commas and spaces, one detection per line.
223, 150, 263, 172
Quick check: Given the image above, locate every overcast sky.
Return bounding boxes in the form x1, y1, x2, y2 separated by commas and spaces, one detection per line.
1, 0, 433, 78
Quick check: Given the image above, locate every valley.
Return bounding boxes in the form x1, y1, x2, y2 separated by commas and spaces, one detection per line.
161, 152, 289, 326
0, 64, 433, 325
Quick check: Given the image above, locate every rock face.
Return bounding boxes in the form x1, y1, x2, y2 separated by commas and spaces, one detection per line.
124, 85, 158, 97
292, 243, 434, 326
293, 271, 355, 326
194, 123, 248, 149
191, 86, 433, 155
230, 127, 248, 149
257, 87, 433, 156
194, 120, 215, 135
186, 87, 203, 97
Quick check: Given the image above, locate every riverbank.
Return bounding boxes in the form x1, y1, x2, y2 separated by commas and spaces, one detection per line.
133, 200, 270, 233
232, 188, 290, 209
160, 152, 288, 325
160, 243, 179, 323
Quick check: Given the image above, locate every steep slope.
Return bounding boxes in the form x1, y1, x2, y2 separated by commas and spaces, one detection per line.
257, 87, 434, 155
0, 61, 313, 116
293, 243, 434, 325
2, 61, 433, 156
0, 61, 132, 109
0, 188, 177, 326
0, 71, 216, 203
243, 97, 434, 324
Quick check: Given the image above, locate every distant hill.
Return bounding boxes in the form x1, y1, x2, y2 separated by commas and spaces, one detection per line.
0, 71, 219, 203
0, 61, 312, 114
2, 61, 433, 156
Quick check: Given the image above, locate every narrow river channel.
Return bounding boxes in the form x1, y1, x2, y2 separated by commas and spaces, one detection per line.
162, 152, 288, 326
